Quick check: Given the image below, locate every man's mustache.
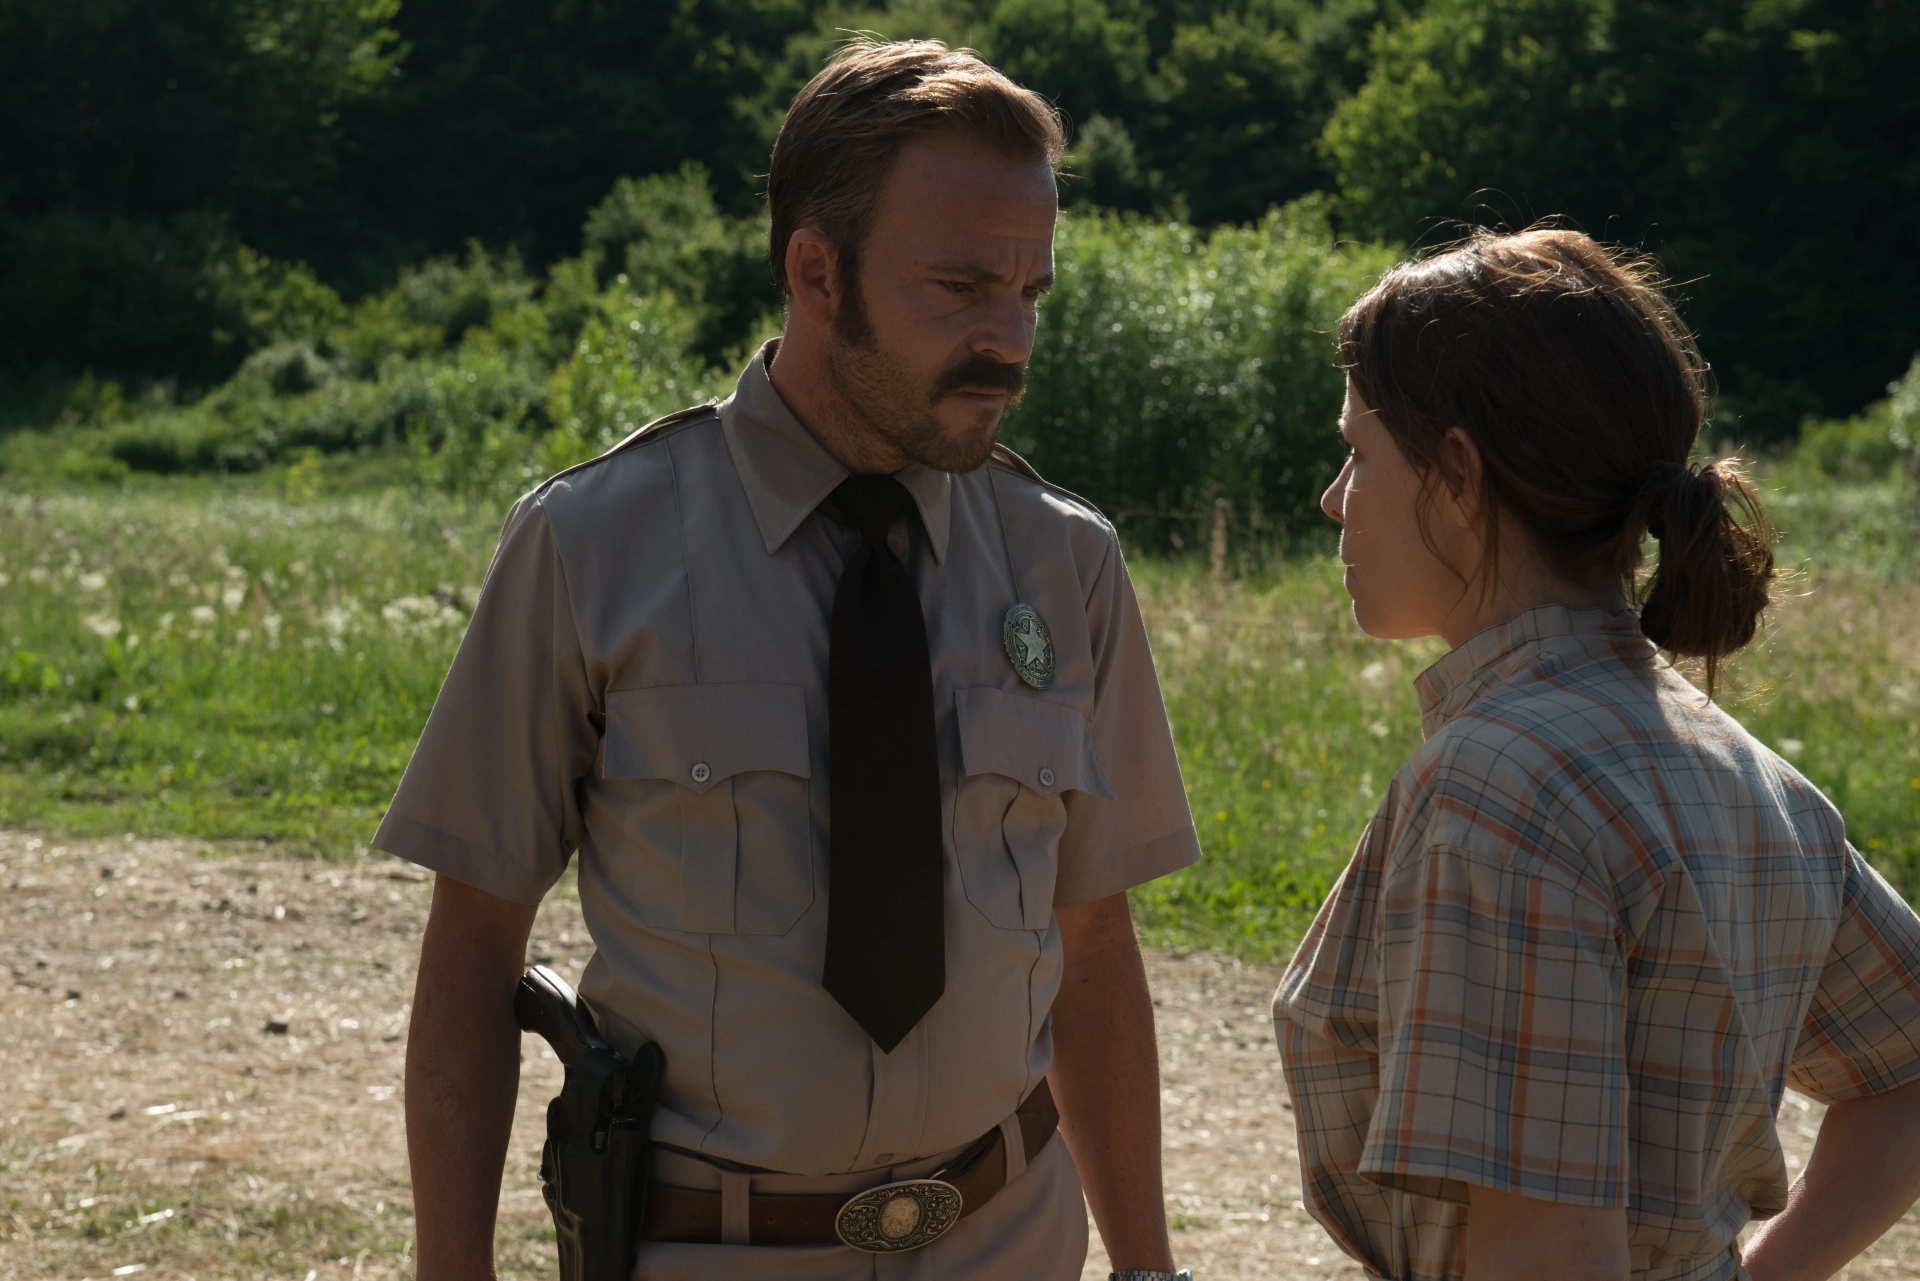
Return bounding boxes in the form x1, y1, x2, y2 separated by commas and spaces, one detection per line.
934, 355, 1026, 401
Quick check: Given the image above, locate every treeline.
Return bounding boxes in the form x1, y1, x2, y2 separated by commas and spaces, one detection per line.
2, 0, 1916, 444
7, 166, 1398, 542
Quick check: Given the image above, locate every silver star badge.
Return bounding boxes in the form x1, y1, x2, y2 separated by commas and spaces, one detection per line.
1002, 603, 1056, 690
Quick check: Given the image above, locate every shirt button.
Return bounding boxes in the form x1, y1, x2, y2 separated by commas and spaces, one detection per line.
690, 762, 712, 784
1038, 767, 1055, 788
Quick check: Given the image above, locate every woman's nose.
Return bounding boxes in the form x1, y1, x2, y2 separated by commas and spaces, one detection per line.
1321, 461, 1351, 525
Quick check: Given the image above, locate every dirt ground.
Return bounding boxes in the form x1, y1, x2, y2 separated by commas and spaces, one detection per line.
4, 833, 1919, 1280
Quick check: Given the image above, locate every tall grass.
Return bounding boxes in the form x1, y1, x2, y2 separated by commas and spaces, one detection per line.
2, 461, 1914, 960
0, 482, 489, 852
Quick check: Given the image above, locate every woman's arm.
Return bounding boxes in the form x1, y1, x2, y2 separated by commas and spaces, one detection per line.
1466, 1185, 1629, 1281
1743, 1078, 1920, 1281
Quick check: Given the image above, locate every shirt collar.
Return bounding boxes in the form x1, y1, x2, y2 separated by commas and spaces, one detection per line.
1412, 604, 1655, 739
720, 340, 953, 564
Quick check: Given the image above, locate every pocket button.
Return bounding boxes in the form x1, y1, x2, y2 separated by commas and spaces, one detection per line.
690, 761, 712, 784
1038, 767, 1055, 788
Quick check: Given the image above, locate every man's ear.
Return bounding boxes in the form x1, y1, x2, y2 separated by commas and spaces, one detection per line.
1434, 426, 1487, 531
783, 229, 840, 331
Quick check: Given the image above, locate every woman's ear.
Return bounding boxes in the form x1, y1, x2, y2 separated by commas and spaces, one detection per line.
1433, 427, 1487, 532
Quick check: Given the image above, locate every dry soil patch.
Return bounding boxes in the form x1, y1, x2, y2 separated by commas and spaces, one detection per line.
3, 833, 1917, 1280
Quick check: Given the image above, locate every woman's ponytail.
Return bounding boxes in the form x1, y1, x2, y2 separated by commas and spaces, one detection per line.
1635, 459, 1775, 695
1341, 227, 1779, 699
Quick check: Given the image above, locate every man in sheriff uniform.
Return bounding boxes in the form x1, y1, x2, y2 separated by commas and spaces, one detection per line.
382, 38, 1201, 1281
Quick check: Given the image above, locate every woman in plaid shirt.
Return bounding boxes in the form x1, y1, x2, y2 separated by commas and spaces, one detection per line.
1275, 228, 1920, 1281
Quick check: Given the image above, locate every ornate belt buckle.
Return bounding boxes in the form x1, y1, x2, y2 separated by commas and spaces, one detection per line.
834, 1178, 963, 1252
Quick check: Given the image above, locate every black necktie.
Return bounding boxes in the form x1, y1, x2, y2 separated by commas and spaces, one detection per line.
821, 475, 945, 1053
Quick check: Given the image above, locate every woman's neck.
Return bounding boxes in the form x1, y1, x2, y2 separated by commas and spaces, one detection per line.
1435, 554, 1629, 650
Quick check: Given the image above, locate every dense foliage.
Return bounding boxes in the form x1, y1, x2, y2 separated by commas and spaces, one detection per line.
3, 0, 1916, 443
1320, 0, 1920, 439
3, 163, 1401, 538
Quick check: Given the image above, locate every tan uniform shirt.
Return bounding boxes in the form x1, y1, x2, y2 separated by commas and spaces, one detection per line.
375, 343, 1199, 1195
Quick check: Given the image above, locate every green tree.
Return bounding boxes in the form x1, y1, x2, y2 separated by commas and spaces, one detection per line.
1322, 0, 1920, 436
981, 0, 1405, 223
0, 0, 400, 399
325, 0, 825, 288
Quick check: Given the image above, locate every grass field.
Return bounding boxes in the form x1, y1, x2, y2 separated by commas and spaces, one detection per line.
0, 455, 1916, 959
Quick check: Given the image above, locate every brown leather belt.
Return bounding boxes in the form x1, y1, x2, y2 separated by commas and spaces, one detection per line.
640, 1079, 1059, 1250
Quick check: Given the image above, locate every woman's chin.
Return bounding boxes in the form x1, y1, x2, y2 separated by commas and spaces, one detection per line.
1349, 596, 1434, 643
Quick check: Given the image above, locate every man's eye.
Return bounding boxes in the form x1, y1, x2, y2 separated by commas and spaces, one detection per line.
942, 280, 973, 294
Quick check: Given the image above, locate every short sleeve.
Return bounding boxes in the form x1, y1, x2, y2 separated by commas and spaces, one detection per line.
371, 494, 601, 904
1052, 537, 1201, 905
1790, 846, 1920, 1101
1362, 841, 1631, 1207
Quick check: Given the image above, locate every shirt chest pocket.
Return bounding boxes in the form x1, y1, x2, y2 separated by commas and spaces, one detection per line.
953, 688, 1113, 931
603, 684, 814, 936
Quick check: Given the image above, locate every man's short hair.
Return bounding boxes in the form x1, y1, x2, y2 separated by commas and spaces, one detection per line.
767, 39, 1066, 296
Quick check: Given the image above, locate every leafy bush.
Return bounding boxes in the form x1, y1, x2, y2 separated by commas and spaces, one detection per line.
1793, 355, 1920, 482
539, 291, 744, 475
1004, 198, 1395, 545
0, 211, 346, 398
581, 164, 777, 366
8, 185, 1396, 528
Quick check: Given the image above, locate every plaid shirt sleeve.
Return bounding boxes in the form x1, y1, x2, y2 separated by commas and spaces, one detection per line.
1790, 845, 1920, 1102
1360, 837, 1633, 1208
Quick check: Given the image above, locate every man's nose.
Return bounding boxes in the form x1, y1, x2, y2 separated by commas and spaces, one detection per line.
969, 290, 1037, 367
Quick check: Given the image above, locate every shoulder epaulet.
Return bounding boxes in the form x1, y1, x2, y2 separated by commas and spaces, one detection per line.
539, 400, 720, 490
988, 441, 1046, 484
604, 401, 719, 457
988, 441, 1109, 522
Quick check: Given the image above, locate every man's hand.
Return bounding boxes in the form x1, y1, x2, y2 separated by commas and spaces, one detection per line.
1743, 1078, 1920, 1281
1465, 1184, 1629, 1281
406, 873, 538, 1281
1049, 892, 1177, 1274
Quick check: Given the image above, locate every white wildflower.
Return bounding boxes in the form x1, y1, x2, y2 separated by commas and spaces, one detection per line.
85, 613, 122, 639
1778, 738, 1805, 761
0, 572, 10, 588
190, 605, 217, 626
382, 594, 464, 632
79, 571, 108, 592
157, 612, 175, 632
235, 627, 253, 645
223, 581, 248, 612
124, 695, 141, 713
1360, 660, 1388, 686
29, 566, 50, 583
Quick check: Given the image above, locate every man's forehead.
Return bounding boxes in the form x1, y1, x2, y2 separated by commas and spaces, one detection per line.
871, 133, 1058, 254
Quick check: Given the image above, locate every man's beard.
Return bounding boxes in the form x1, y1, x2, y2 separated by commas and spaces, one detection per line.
825, 278, 1026, 475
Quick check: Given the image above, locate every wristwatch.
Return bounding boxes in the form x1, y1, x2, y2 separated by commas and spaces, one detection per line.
1110, 1272, 1192, 1281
